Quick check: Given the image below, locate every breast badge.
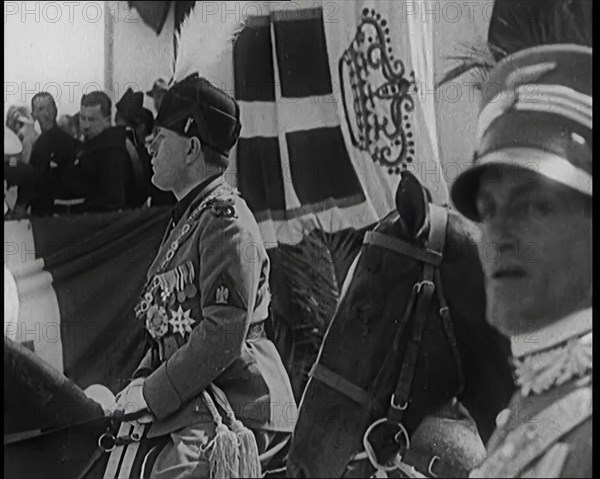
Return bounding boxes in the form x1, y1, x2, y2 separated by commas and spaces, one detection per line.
169, 305, 195, 337
146, 305, 169, 339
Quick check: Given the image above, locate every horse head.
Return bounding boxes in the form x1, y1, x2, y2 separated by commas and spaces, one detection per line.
4, 336, 114, 479
288, 171, 515, 477
4, 336, 105, 434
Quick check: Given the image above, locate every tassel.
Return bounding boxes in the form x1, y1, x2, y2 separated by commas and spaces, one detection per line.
230, 419, 261, 478
202, 390, 240, 479
208, 384, 262, 478
208, 419, 240, 479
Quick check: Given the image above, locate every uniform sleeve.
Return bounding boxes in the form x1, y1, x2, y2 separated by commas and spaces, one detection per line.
142, 211, 263, 419
132, 348, 154, 379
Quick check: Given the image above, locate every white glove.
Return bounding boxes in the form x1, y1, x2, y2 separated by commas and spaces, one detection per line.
115, 377, 145, 403
115, 378, 153, 424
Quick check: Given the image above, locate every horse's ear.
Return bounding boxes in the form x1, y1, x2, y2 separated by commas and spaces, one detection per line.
395, 170, 430, 240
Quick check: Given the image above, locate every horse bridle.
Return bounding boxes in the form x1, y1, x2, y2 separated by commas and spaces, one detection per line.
308, 204, 465, 478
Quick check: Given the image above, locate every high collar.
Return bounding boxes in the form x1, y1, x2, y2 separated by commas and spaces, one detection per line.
511, 307, 593, 358
171, 174, 223, 226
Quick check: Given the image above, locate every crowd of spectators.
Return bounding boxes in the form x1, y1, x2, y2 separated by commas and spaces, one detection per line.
4, 78, 176, 219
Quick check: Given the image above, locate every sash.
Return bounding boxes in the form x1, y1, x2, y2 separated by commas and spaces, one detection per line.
471, 385, 592, 478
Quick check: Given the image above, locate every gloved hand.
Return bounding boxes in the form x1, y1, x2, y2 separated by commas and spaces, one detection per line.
115, 377, 145, 403
115, 378, 153, 424
83, 384, 116, 416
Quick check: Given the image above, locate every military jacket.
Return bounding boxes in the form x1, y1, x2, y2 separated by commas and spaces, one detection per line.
470, 309, 592, 478
132, 176, 297, 438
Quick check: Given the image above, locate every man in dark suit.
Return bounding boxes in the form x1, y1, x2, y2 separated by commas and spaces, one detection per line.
15, 92, 80, 216
452, 44, 592, 478
56, 91, 133, 213
114, 74, 296, 477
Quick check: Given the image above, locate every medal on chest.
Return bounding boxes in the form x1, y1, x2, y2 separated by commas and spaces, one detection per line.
135, 261, 198, 340
133, 184, 239, 343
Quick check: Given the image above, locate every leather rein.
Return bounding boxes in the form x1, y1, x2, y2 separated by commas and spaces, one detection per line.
4, 410, 149, 479
308, 204, 465, 478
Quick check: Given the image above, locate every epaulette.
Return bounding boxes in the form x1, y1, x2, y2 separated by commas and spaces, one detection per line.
189, 184, 240, 221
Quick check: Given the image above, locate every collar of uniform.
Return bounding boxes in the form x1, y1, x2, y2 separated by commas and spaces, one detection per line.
171, 173, 222, 226
511, 307, 593, 358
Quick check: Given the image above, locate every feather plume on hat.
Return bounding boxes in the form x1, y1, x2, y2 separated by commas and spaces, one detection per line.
171, 2, 249, 86
436, 0, 592, 89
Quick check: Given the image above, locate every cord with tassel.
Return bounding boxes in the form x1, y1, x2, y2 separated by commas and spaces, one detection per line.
209, 384, 262, 478
201, 389, 240, 479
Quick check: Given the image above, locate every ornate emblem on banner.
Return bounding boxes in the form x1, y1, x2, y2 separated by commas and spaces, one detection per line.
339, 8, 416, 175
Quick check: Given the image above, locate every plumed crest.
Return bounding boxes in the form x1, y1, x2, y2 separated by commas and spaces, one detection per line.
172, 2, 248, 85
437, 0, 592, 88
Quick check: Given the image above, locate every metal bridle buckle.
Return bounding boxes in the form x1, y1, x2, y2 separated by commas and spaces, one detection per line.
390, 394, 408, 411
428, 456, 440, 477
362, 418, 400, 473
415, 280, 435, 294
393, 423, 410, 450
98, 433, 116, 452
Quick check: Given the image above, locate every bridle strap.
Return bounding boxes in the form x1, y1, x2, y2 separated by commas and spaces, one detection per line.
364, 231, 443, 267
435, 268, 464, 398
309, 363, 373, 409
387, 204, 448, 426
401, 449, 466, 478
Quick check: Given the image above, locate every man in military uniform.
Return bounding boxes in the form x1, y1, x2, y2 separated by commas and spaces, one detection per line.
114, 73, 297, 478
451, 44, 592, 478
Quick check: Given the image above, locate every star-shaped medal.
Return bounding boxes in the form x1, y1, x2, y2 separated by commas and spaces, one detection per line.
169, 305, 195, 337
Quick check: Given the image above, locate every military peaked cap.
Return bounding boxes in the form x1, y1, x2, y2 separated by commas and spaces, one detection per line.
451, 44, 592, 221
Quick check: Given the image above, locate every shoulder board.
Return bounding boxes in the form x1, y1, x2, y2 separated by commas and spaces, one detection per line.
190, 184, 240, 221
471, 385, 592, 478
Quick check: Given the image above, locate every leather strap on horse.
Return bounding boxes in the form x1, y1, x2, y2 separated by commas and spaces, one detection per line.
434, 268, 464, 398
3, 409, 151, 446
387, 204, 448, 426
364, 231, 443, 267
400, 449, 466, 478
309, 363, 373, 409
